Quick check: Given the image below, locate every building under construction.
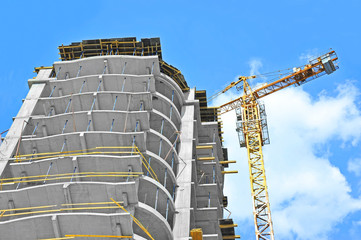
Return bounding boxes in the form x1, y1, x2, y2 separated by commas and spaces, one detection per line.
0, 38, 239, 240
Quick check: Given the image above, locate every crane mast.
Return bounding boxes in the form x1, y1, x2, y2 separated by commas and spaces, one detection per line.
214, 50, 338, 240
241, 79, 274, 240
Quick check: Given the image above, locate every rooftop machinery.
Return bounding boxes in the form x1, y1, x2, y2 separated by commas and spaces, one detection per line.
211, 50, 338, 240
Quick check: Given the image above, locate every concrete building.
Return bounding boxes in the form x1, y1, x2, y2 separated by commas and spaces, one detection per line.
0, 38, 238, 240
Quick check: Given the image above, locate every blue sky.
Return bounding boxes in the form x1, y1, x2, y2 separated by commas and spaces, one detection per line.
1, 1, 361, 239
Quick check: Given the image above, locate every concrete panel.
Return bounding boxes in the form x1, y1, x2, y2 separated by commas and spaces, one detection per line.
155, 76, 184, 114
6, 155, 143, 189
23, 108, 180, 139
173, 89, 196, 239
138, 177, 175, 227
194, 207, 221, 235
146, 130, 179, 165
150, 109, 179, 141
42, 74, 156, 98
54, 55, 160, 79
1, 50, 231, 239
18, 132, 146, 156
143, 150, 177, 194
153, 92, 181, 127
0, 213, 133, 240
0, 182, 138, 222
33, 92, 153, 116
134, 202, 173, 240
23, 111, 151, 137
0, 83, 46, 177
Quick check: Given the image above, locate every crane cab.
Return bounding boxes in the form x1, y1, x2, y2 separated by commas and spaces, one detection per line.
322, 53, 337, 74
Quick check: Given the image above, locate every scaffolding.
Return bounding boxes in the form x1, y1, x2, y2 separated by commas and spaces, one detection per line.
57, 37, 189, 91
195, 90, 224, 143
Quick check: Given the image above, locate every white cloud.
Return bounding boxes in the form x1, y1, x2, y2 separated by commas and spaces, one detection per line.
248, 59, 263, 76
299, 48, 320, 62
349, 220, 361, 240
212, 81, 361, 240
348, 158, 361, 176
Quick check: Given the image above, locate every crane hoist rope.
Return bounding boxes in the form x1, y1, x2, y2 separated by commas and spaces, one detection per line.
212, 50, 338, 240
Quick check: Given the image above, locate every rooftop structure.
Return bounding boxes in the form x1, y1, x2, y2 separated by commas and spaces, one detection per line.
0, 37, 238, 240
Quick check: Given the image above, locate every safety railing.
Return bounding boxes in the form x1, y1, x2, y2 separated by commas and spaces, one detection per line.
0, 198, 154, 240
13, 146, 136, 162
8, 146, 159, 184
40, 235, 132, 239
0, 171, 143, 190
0, 201, 124, 220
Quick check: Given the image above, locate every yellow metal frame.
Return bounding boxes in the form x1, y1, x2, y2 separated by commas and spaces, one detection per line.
3, 199, 150, 240
222, 236, 241, 239
219, 224, 238, 228
196, 145, 213, 149
197, 157, 215, 161
217, 51, 338, 115
221, 171, 238, 174
190, 228, 203, 240
14, 146, 137, 162
213, 50, 338, 240
208, 76, 256, 102
0, 201, 124, 219
242, 80, 274, 240
34, 66, 54, 73
219, 161, 236, 164
40, 237, 75, 240
40, 235, 133, 240
10, 145, 159, 183
40, 234, 134, 240
111, 198, 154, 240
65, 235, 132, 239
2, 199, 151, 240
0, 172, 142, 187
57, 39, 190, 91
58, 40, 159, 59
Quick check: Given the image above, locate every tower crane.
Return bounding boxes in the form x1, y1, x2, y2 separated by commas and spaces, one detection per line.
212, 50, 338, 240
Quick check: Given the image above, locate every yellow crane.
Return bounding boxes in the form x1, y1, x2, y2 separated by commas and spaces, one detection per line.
212, 50, 338, 240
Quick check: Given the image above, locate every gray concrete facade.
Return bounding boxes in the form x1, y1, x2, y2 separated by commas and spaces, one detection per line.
0, 53, 228, 239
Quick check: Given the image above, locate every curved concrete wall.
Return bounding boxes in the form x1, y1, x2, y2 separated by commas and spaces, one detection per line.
0, 55, 184, 239
1, 54, 229, 239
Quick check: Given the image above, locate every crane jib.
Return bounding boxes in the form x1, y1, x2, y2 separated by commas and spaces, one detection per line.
217, 53, 338, 115
253, 56, 338, 99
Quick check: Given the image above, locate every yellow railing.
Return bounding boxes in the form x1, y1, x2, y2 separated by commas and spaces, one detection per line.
13, 146, 136, 162
40, 237, 75, 240
65, 235, 132, 239
40, 235, 133, 240
111, 198, 155, 240
0, 199, 153, 240
0, 201, 124, 219
0, 172, 142, 189
10, 146, 159, 183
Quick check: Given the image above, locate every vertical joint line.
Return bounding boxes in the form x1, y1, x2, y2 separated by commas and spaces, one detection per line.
79, 81, 86, 93
112, 96, 118, 110
49, 86, 56, 97
86, 120, 92, 132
